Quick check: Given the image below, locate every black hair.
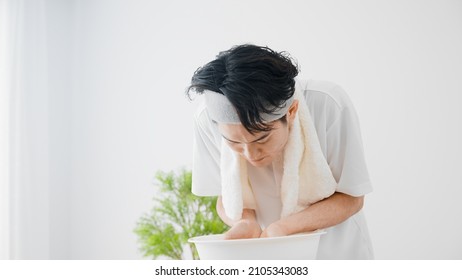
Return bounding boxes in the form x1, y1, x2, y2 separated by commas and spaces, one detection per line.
186, 44, 299, 133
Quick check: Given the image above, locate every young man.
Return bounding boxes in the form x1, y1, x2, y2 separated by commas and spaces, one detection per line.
187, 44, 374, 259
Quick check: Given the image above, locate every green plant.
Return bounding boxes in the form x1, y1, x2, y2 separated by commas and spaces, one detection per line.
134, 169, 229, 259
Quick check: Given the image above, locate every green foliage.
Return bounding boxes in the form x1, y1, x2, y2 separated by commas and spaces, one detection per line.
134, 169, 228, 259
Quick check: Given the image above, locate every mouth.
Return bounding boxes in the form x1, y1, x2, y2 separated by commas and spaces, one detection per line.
249, 156, 267, 163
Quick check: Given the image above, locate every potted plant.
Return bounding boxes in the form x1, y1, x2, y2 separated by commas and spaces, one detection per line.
134, 169, 228, 259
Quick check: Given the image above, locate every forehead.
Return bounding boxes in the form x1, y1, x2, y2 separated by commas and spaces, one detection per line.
217, 121, 280, 139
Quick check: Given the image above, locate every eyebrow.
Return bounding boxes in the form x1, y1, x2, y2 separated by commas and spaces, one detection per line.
221, 133, 271, 144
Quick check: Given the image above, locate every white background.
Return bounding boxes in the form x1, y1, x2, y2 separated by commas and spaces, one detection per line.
1, 0, 461, 259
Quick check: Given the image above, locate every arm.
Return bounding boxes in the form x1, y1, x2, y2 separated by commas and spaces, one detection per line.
216, 196, 262, 239
261, 192, 364, 237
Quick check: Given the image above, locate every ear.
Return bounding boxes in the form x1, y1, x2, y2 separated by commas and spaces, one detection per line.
286, 99, 299, 123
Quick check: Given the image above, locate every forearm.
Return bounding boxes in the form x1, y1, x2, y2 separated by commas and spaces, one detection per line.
216, 196, 257, 227
278, 192, 364, 235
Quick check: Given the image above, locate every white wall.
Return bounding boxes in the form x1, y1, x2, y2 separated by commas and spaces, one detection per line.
6, 0, 52, 259
46, 0, 73, 259
0, 0, 10, 260
8, 0, 462, 259
69, 0, 462, 259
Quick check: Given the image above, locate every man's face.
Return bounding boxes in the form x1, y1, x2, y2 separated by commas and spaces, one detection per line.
216, 99, 299, 167
217, 119, 290, 167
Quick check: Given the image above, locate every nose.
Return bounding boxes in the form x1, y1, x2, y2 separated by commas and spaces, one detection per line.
242, 143, 261, 161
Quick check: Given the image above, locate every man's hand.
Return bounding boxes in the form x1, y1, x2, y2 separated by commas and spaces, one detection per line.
216, 196, 262, 239
224, 219, 262, 240
260, 222, 289, 238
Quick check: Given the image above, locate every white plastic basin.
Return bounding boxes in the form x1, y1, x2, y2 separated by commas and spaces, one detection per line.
188, 230, 325, 260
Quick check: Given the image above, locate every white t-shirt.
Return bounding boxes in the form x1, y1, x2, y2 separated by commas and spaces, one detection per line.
191, 79, 374, 259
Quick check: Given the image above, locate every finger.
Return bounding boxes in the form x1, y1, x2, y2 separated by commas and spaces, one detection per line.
224, 229, 240, 240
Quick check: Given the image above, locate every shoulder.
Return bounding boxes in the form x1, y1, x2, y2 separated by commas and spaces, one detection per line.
296, 79, 354, 112
296, 79, 359, 126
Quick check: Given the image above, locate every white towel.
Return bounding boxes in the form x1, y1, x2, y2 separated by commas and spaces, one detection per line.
220, 82, 338, 221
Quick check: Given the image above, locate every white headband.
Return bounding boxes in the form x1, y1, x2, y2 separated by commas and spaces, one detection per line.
204, 90, 295, 124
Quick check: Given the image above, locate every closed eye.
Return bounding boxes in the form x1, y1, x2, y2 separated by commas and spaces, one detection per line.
221, 133, 271, 144
225, 138, 240, 144
256, 135, 271, 143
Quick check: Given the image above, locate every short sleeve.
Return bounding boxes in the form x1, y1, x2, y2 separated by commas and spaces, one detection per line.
326, 89, 373, 196
191, 106, 222, 196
